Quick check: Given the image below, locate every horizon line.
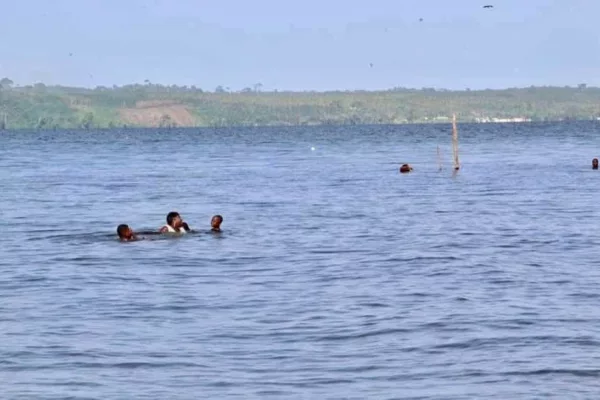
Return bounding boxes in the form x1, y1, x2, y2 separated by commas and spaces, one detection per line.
1, 79, 596, 94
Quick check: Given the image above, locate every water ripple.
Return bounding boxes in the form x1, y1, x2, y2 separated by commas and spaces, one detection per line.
2, 123, 600, 399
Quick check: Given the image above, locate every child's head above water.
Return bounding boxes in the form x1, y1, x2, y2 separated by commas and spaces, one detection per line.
117, 224, 135, 241
166, 211, 183, 228
211, 215, 223, 231
160, 211, 190, 233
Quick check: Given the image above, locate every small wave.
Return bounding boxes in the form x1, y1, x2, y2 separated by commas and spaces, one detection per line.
502, 368, 600, 377
5, 361, 204, 371
316, 327, 415, 341
357, 302, 390, 308
432, 335, 580, 350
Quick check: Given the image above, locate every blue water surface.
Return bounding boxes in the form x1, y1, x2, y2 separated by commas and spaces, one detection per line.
2, 122, 600, 399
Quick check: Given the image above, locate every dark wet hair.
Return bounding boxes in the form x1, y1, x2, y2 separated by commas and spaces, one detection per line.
117, 224, 129, 238
212, 215, 223, 222
166, 211, 180, 225
182, 222, 191, 232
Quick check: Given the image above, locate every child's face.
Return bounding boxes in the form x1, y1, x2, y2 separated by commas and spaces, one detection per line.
170, 215, 183, 228
211, 217, 222, 228
119, 227, 134, 240
124, 227, 134, 239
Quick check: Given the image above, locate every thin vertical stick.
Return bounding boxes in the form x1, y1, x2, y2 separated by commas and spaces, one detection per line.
436, 145, 442, 171
452, 113, 460, 171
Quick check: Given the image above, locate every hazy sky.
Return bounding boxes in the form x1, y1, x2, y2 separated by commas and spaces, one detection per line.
1, 0, 599, 91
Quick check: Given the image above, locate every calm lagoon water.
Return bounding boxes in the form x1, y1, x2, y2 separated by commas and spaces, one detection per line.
2, 122, 600, 399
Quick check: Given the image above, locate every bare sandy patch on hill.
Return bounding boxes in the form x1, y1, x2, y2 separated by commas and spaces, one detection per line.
119, 102, 196, 127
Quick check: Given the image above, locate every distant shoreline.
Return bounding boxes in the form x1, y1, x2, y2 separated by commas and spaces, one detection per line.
1, 81, 599, 129
3, 119, 597, 132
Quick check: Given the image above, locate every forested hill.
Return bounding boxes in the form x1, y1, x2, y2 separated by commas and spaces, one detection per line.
1, 78, 599, 129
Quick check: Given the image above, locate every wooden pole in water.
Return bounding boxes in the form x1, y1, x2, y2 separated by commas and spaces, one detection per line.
452, 113, 460, 170
436, 145, 442, 171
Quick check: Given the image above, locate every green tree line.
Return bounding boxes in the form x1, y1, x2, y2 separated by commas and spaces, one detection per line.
1, 78, 600, 129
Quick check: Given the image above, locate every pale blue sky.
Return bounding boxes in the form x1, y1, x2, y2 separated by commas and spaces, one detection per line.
1, 0, 599, 91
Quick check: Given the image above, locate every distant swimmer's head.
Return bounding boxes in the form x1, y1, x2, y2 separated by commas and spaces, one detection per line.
593, 158, 598, 170
117, 224, 136, 241
166, 211, 183, 229
211, 215, 223, 232
399, 164, 413, 173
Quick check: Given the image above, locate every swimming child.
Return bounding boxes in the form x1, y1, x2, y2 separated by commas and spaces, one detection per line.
210, 215, 223, 232
117, 224, 138, 241
160, 211, 189, 233
399, 164, 413, 173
